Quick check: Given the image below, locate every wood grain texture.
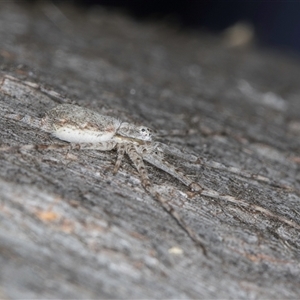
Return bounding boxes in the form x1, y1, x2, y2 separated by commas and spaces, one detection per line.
0, 2, 300, 299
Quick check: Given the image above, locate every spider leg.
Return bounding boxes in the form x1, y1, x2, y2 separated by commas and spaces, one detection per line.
151, 190, 207, 255
0, 143, 69, 152
71, 141, 117, 151
143, 152, 202, 192
155, 142, 198, 162
0, 141, 117, 152
113, 143, 126, 175
5, 113, 52, 133
126, 144, 206, 254
125, 144, 152, 190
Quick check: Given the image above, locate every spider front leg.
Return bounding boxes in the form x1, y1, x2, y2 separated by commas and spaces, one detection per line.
125, 144, 152, 190
142, 146, 202, 192
113, 143, 126, 175
155, 142, 198, 162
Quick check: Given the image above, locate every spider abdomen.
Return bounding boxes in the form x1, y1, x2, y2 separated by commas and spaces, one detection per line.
47, 104, 121, 143
52, 126, 116, 143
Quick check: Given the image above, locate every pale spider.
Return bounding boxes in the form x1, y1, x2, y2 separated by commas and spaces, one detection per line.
4, 104, 202, 192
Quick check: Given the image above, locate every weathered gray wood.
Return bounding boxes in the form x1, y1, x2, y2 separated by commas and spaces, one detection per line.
0, 2, 300, 299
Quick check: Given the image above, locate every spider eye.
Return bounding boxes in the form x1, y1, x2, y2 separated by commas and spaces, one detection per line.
139, 127, 152, 141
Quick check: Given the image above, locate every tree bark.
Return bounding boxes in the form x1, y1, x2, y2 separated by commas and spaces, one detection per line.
0, 2, 300, 299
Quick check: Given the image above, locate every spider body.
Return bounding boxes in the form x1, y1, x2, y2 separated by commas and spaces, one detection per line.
45, 104, 153, 144
5, 104, 201, 192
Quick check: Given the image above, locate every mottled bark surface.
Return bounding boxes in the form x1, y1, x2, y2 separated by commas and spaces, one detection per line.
0, 2, 300, 299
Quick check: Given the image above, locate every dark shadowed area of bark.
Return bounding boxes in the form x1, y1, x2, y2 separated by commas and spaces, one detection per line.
0, 2, 300, 299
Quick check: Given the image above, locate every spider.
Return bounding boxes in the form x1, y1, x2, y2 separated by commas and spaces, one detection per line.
4, 104, 202, 193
